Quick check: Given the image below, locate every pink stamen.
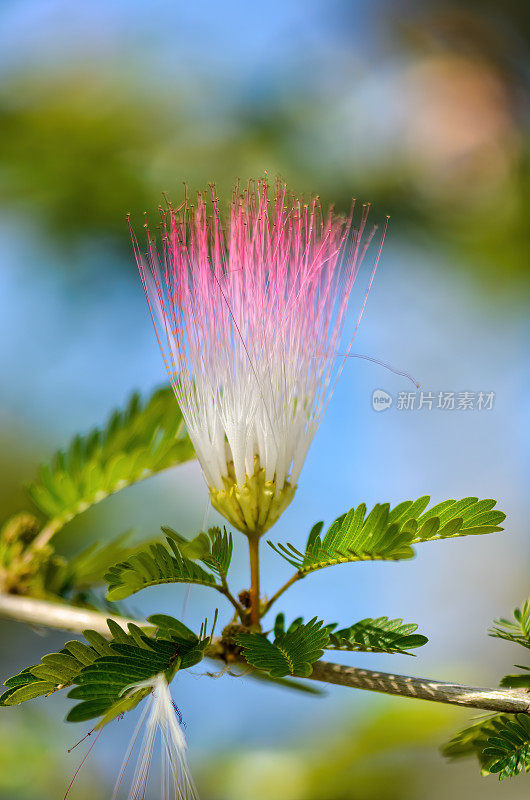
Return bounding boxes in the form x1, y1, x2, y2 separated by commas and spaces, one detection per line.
132, 177, 387, 493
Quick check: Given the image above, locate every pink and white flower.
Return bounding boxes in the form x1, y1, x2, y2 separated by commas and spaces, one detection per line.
132, 178, 385, 535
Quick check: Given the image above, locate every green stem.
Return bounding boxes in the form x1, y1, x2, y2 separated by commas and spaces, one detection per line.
263, 572, 301, 615
217, 578, 246, 623
248, 536, 261, 627
22, 518, 64, 564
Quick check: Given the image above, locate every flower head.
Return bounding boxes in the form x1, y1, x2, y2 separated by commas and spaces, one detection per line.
132, 178, 384, 536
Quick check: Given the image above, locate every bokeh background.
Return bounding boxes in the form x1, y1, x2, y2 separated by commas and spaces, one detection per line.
0, 0, 528, 798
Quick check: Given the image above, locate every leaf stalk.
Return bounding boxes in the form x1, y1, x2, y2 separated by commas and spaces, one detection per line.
263, 573, 302, 615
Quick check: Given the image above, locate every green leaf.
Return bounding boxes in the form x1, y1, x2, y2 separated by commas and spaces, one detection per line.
198, 527, 233, 580
147, 614, 199, 643
165, 527, 233, 581
37, 532, 164, 606
245, 670, 325, 695
0, 625, 109, 706
1, 615, 210, 725
490, 599, 530, 650
269, 497, 505, 576
27, 387, 195, 535
273, 613, 304, 639
0, 681, 57, 705
325, 616, 428, 655
500, 669, 530, 689
488, 600, 530, 692
50, 533, 156, 592
236, 618, 329, 678
443, 714, 505, 763
443, 714, 530, 779
483, 716, 530, 779
410, 497, 506, 542
105, 536, 219, 601
67, 621, 210, 725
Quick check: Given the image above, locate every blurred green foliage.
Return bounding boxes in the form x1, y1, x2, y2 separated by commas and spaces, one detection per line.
0, 709, 104, 800
0, 27, 527, 287
1, 700, 528, 800
198, 700, 529, 800
0, 72, 171, 243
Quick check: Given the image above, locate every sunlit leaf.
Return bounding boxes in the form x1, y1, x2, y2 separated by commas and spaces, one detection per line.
269, 497, 505, 576
27, 387, 195, 535
237, 617, 329, 678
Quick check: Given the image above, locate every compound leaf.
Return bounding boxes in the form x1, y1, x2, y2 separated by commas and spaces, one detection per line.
0, 614, 209, 726
164, 527, 233, 581
490, 599, 530, 650
105, 537, 218, 601
326, 616, 428, 655
236, 617, 329, 678
443, 714, 530, 780
500, 669, 530, 689
269, 497, 505, 576
27, 387, 195, 536
410, 497, 506, 542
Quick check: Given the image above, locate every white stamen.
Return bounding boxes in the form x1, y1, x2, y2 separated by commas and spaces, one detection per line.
113, 675, 199, 800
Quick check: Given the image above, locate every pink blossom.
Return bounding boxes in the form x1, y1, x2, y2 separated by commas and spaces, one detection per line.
132, 178, 386, 531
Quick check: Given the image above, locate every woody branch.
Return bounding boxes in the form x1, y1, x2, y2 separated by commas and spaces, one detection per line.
0, 593, 528, 715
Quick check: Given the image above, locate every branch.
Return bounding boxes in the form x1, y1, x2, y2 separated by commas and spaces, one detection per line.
0, 592, 529, 715
309, 661, 530, 715
263, 573, 301, 615
0, 593, 144, 637
216, 582, 246, 622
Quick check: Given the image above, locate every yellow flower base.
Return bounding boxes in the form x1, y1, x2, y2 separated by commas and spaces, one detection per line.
210, 458, 296, 537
